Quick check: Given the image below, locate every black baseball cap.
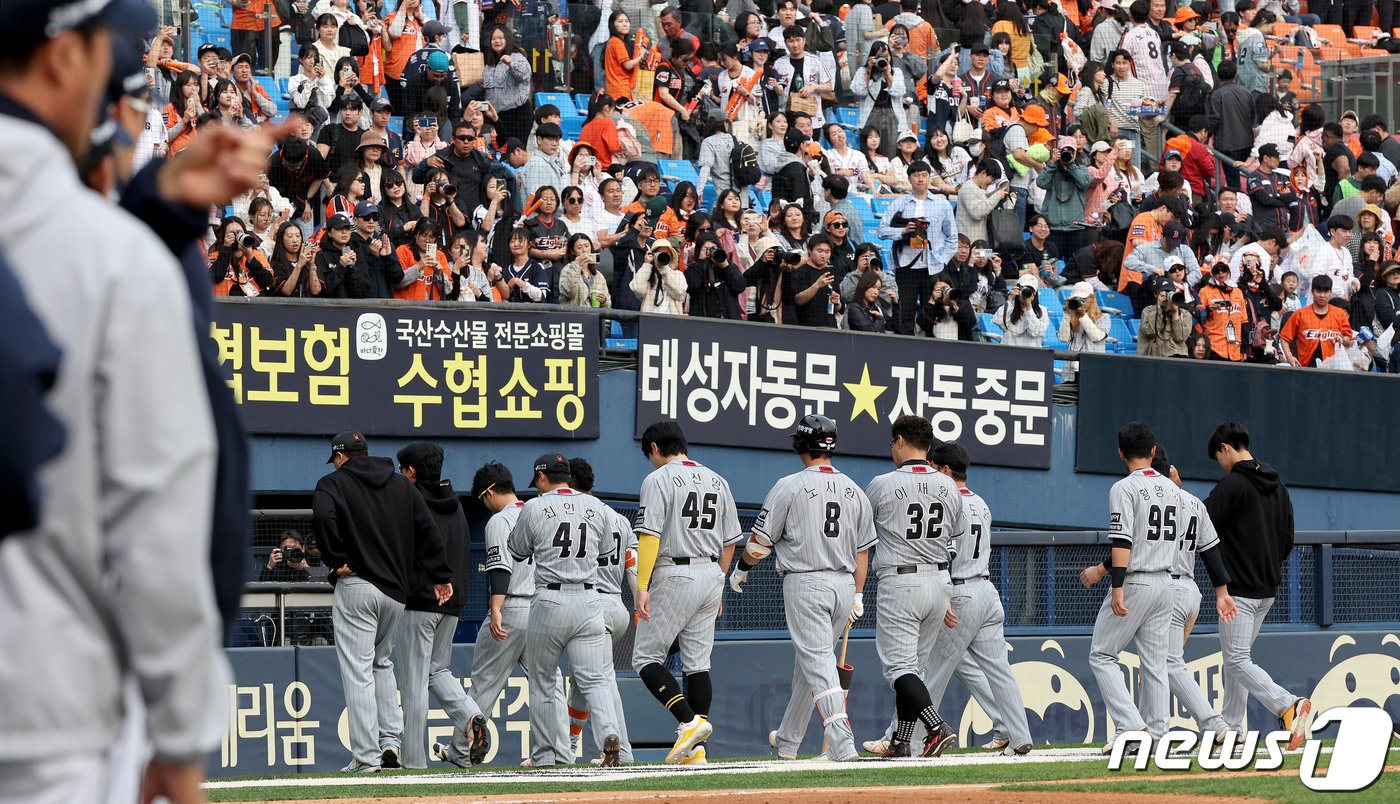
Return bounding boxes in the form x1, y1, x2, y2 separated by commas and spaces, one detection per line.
1257, 143, 1281, 159
971, 43, 991, 54
327, 212, 354, 230
197, 43, 221, 60
991, 79, 1013, 93
371, 98, 393, 112
529, 452, 571, 487
328, 430, 367, 463
1163, 220, 1187, 245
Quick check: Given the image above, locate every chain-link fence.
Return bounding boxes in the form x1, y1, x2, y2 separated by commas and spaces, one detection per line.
237, 510, 1400, 651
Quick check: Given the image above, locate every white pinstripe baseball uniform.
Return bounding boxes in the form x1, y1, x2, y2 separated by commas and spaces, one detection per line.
469, 501, 568, 764
866, 462, 962, 686
508, 487, 622, 767
632, 459, 743, 673
568, 504, 637, 762
1166, 489, 1229, 736
759, 464, 878, 760
1090, 467, 1178, 739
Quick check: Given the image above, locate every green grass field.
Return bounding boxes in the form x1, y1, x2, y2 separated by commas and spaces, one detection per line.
206, 748, 1395, 802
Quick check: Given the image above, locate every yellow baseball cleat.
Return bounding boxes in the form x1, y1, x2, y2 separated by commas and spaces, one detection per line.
665, 716, 713, 764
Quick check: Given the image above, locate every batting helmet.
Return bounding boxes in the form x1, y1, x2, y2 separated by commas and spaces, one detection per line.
791, 414, 838, 455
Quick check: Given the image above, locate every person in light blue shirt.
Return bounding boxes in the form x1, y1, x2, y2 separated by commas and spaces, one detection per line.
876, 161, 959, 335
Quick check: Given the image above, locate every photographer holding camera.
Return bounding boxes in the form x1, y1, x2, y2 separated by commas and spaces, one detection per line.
998, 275, 1050, 347
261, 530, 313, 583
876, 160, 959, 335
210, 218, 274, 298
686, 233, 746, 319
629, 239, 689, 316
1059, 282, 1112, 354
1137, 275, 1194, 357
1035, 136, 1093, 259
1197, 262, 1251, 362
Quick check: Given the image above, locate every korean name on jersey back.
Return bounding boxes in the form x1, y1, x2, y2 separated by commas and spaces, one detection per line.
635, 459, 742, 558
508, 488, 619, 586
1108, 468, 1183, 574
866, 464, 963, 571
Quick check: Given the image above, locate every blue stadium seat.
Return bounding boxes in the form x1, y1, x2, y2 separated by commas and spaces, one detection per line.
1037, 288, 1061, 310
833, 107, 859, 127
574, 94, 591, 114
608, 320, 623, 338
978, 313, 1003, 342
1109, 318, 1135, 350
277, 76, 291, 100
870, 196, 895, 217
1057, 286, 1074, 303
535, 92, 573, 110
752, 188, 771, 210
660, 160, 699, 187
1096, 290, 1133, 317
560, 116, 584, 140
605, 338, 639, 351
1127, 319, 1141, 337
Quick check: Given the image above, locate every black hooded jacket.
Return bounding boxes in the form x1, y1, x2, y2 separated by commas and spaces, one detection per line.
312, 456, 451, 603
1204, 460, 1295, 599
407, 479, 472, 616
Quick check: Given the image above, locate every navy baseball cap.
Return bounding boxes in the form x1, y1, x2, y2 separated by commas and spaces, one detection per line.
5, 0, 159, 49
328, 431, 367, 463
530, 453, 571, 487
353, 200, 379, 218
749, 37, 772, 53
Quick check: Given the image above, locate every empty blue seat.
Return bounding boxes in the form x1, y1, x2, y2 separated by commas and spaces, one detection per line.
660, 160, 699, 186
978, 313, 1003, 342
608, 320, 623, 338
560, 116, 584, 140
1108, 318, 1135, 349
833, 107, 859, 127
574, 94, 591, 114
1096, 290, 1133, 317
870, 196, 895, 217
1057, 286, 1073, 303
1037, 288, 1062, 310
1127, 319, 1141, 337
535, 92, 573, 110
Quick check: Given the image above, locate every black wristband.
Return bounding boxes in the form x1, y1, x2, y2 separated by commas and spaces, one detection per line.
736, 552, 758, 571
1110, 566, 1126, 588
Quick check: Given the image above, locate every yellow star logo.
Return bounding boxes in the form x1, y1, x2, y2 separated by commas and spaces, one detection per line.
843, 364, 888, 423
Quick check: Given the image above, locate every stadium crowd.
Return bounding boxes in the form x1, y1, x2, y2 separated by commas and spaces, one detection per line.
143, 0, 1400, 370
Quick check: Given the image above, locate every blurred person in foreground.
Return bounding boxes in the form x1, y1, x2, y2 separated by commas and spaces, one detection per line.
0, 1, 232, 801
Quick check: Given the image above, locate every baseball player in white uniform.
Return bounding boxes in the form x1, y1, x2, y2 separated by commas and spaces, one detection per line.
632, 421, 744, 765
1080, 445, 1237, 748
467, 461, 569, 767
508, 453, 624, 768
863, 416, 962, 758
565, 457, 638, 764
1090, 422, 1196, 751
730, 415, 876, 762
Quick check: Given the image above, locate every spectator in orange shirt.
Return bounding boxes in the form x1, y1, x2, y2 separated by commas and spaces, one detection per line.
579, 94, 624, 168
164, 70, 204, 155
231, 0, 281, 74
1197, 262, 1251, 361
604, 12, 645, 104
1120, 197, 1181, 269
209, 217, 274, 298
1280, 275, 1355, 367
981, 79, 1021, 132
394, 218, 455, 300
384, 0, 428, 112
231, 54, 277, 123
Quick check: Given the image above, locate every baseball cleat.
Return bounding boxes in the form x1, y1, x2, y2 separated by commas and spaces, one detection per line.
1006, 743, 1033, 756
520, 758, 534, 769
431, 742, 470, 769
380, 747, 401, 769
881, 740, 912, 759
984, 737, 1010, 751
468, 714, 490, 765
600, 734, 621, 767
833, 751, 861, 762
1283, 698, 1314, 751
1102, 727, 1148, 756
769, 730, 797, 759
665, 716, 713, 764
339, 759, 381, 773
680, 745, 708, 765
863, 738, 892, 754
921, 723, 956, 757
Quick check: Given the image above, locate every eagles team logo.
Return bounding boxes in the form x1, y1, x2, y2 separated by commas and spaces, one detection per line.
1109, 512, 1123, 533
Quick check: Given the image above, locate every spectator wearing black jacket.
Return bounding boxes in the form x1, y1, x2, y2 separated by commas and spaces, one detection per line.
259, 530, 312, 583
267, 134, 331, 226
313, 431, 452, 773
1204, 422, 1314, 744
1206, 61, 1256, 190
686, 233, 746, 319
411, 120, 492, 220
318, 213, 371, 298
393, 442, 481, 770
350, 201, 408, 298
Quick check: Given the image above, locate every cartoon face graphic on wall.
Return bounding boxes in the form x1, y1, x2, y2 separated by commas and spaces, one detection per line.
1310, 634, 1400, 717
960, 640, 1096, 744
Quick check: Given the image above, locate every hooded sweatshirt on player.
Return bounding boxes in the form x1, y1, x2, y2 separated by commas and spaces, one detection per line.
406, 478, 472, 616
313, 455, 452, 603
1204, 460, 1295, 600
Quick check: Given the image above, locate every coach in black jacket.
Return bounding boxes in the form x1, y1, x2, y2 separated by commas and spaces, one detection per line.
313, 431, 452, 772
1204, 421, 1314, 748
393, 442, 487, 769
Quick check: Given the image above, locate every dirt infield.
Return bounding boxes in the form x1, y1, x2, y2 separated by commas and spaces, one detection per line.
249, 783, 1271, 804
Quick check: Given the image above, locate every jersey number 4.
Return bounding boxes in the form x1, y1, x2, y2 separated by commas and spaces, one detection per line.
904, 501, 945, 541
682, 491, 719, 529
553, 522, 589, 558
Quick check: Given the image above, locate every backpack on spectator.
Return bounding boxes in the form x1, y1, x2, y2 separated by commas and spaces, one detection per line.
1169, 65, 1210, 128
729, 134, 761, 188
804, 17, 836, 53
982, 123, 1013, 163
340, 22, 370, 57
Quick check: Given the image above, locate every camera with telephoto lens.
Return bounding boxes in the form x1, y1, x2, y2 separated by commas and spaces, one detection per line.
654, 249, 674, 268
441, 182, 457, 197
1060, 147, 1075, 163
239, 233, 262, 250
1066, 296, 1083, 312
280, 546, 305, 564
779, 250, 803, 265
709, 249, 728, 268
1020, 285, 1036, 299
875, 57, 889, 72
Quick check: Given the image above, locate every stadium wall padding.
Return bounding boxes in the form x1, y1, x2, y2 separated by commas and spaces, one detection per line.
211, 628, 1400, 776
